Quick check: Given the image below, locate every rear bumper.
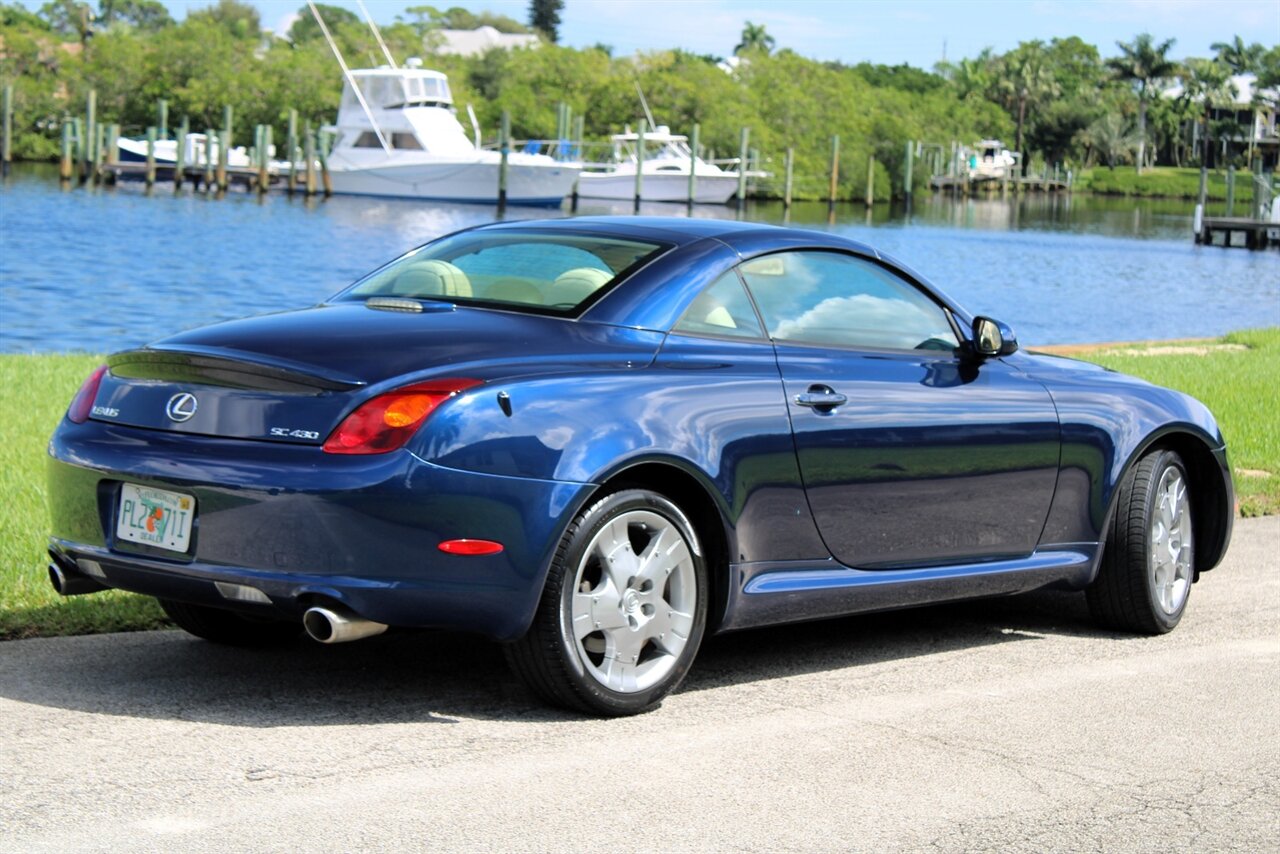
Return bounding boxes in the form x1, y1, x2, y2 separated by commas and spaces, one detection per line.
48, 419, 590, 640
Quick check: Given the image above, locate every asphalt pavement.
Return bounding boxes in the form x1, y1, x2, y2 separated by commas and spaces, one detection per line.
2, 516, 1277, 853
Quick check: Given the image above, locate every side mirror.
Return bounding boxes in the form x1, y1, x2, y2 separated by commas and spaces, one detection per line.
971, 316, 1018, 357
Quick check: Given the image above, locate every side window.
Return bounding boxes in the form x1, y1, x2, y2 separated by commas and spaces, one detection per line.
740, 251, 958, 351
673, 271, 765, 339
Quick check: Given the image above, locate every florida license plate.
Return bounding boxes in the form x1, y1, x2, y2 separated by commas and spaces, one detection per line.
116, 484, 195, 553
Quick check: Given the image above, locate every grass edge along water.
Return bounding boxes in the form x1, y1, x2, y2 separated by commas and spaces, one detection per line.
1, 329, 1276, 639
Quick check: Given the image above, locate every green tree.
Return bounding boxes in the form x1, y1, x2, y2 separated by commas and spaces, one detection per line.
734, 21, 774, 56
99, 0, 172, 31
1, 2, 52, 28
288, 3, 358, 43
528, 0, 562, 43
994, 41, 1060, 174
186, 0, 259, 40
1106, 33, 1178, 174
1210, 36, 1264, 75
1085, 113, 1140, 168
1180, 57, 1237, 170
39, 0, 94, 44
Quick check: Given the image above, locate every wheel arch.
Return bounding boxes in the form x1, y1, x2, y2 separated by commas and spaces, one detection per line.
581, 457, 735, 633
1099, 426, 1234, 578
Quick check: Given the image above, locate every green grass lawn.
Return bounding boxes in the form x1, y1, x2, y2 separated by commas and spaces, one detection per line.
1077, 166, 1260, 201
0, 355, 165, 639
1, 330, 1276, 639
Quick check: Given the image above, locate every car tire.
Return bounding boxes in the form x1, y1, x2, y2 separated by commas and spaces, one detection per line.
158, 599, 303, 647
1086, 449, 1194, 634
505, 489, 709, 716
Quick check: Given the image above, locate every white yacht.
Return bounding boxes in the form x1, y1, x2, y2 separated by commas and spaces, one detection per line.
967, 139, 1018, 179
323, 64, 580, 205
577, 126, 743, 204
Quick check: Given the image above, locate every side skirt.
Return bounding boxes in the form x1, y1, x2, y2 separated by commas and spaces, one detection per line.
718, 548, 1097, 632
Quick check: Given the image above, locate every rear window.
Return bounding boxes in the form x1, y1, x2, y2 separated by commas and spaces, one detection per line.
338, 231, 669, 315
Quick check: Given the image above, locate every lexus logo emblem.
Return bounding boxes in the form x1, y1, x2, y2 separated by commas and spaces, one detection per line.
165, 393, 198, 422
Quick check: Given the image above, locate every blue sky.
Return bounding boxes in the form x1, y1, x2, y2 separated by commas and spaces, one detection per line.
103, 0, 1280, 68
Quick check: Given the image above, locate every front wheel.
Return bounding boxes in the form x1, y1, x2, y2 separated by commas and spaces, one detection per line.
505, 489, 709, 716
1086, 449, 1195, 634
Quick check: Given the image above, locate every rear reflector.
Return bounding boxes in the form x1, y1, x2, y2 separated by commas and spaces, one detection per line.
214, 582, 272, 604
438, 539, 504, 556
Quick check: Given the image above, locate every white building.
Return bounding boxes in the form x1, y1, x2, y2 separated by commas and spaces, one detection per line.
430, 26, 540, 57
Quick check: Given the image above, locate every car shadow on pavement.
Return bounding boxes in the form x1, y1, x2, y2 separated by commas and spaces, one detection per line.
0, 586, 1122, 725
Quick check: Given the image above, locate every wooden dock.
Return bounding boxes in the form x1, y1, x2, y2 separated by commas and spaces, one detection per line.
930, 175, 1069, 193
1196, 216, 1277, 250
102, 162, 284, 191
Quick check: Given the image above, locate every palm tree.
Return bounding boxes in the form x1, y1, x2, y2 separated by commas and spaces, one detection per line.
1210, 36, 1263, 74
1181, 58, 1238, 202
995, 42, 1060, 176
734, 21, 775, 56
1107, 33, 1178, 174
1085, 114, 1141, 169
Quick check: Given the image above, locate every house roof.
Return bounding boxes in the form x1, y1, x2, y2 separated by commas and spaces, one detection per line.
432, 26, 540, 57
1163, 73, 1277, 107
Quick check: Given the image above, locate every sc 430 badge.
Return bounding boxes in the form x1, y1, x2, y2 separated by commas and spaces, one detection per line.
269, 427, 321, 440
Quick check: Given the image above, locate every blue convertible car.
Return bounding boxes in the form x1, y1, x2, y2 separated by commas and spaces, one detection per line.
47, 217, 1233, 715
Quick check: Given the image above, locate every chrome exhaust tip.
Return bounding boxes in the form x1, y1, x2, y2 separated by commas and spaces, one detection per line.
302, 605, 388, 644
47, 561, 107, 596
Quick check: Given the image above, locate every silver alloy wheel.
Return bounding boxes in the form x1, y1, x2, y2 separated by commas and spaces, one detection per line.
1150, 464, 1193, 615
567, 509, 697, 693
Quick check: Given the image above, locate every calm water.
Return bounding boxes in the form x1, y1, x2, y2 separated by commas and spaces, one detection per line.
1, 163, 1276, 353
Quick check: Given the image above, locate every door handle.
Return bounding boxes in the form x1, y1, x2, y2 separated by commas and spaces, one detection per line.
795, 386, 847, 411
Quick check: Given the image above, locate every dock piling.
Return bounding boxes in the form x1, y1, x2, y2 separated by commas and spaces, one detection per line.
144, 126, 156, 186
828, 134, 840, 209
287, 109, 298, 194
203, 130, 214, 189
259, 124, 271, 194
865, 154, 874, 207
1226, 166, 1235, 217
1, 84, 11, 177
318, 129, 332, 196
174, 117, 188, 188
216, 128, 229, 191
105, 123, 118, 166
687, 122, 699, 205
634, 119, 645, 211
304, 125, 317, 196
903, 139, 913, 201
736, 127, 749, 205
60, 121, 73, 181
783, 146, 794, 208
83, 90, 96, 182
498, 109, 510, 211
157, 99, 168, 140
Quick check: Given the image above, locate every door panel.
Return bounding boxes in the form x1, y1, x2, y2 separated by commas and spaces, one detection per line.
776, 346, 1060, 568
737, 249, 1060, 569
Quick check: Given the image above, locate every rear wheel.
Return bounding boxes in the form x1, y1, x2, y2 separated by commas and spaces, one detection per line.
505, 489, 708, 716
158, 599, 302, 647
1087, 449, 1194, 634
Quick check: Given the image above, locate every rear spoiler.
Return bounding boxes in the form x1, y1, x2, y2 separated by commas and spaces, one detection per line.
107, 347, 367, 393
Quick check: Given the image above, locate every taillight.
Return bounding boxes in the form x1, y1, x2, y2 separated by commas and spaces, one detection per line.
67, 365, 109, 424
323, 378, 480, 455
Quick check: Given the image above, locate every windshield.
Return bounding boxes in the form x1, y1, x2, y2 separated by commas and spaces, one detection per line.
338, 231, 670, 315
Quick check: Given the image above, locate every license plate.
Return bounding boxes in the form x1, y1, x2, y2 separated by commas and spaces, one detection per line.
116, 484, 196, 553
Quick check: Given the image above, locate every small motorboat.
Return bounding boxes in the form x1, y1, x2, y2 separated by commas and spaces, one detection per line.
577, 126, 746, 204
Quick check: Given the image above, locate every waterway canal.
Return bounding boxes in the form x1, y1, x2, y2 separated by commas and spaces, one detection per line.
1, 163, 1275, 354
